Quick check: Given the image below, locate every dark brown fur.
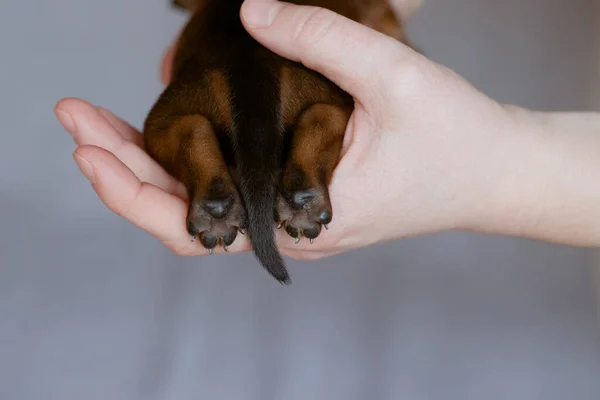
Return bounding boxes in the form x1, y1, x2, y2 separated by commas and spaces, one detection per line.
145, 0, 410, 283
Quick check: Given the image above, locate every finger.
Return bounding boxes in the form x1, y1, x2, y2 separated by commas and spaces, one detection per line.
96, 106, 143, 147
241, 0, 414, 99
280, 247, 339, 261
74, 145, 251, 256
55, 98, 186, 198
161, 42, 176, 86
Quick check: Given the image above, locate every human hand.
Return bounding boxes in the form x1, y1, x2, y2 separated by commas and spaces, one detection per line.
56, 0, 600, 263
54, 0, 511, 260
240, 0, 600, 250
237, 0, 521, 255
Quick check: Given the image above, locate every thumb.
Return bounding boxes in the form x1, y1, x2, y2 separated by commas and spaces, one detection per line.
240, 0, 412, 99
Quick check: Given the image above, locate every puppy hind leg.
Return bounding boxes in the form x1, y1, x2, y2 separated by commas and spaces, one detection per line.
276, 104, 351, 243
162, 115, 246, 252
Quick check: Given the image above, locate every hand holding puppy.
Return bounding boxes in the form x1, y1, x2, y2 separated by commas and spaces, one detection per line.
56, 0, 600, 264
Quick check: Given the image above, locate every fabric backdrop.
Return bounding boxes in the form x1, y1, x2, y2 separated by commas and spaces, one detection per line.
1, 0, 599, 399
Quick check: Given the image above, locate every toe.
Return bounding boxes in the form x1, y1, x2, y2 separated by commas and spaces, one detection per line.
302, 224, 321, 239
221, 229, 238, 246
285, 225, 300, 239
200, 233, 218, 249
318, 210, 332, 225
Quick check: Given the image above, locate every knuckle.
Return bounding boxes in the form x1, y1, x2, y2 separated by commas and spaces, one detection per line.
107, 198, 129, 219
105, 183, 143, 220
387, 57, 428, 96
293, 7, 337, 49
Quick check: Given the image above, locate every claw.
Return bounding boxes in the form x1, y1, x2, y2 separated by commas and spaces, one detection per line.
208, 248, 213, 255
223, 245, 229, 253
238, 229, 245, 235
323, 224, 329, 230
277, 222, 284, 229
295, 236, 301, 244
191, 235, 196, 242
310, 238, 314, 244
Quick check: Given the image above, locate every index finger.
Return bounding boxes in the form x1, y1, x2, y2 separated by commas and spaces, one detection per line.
74, 145, 251, 256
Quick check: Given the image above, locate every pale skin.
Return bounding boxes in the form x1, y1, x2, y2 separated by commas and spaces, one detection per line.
54, 0, 600, 261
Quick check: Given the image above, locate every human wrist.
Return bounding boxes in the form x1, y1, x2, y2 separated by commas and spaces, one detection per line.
464, 105, 600, 246
462, 105, 545, 238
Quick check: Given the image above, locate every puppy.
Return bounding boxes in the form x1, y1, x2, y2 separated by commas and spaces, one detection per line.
144, 0, 412, 284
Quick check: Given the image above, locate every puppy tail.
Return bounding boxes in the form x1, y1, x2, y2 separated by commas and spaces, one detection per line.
239, 172, 290, 285
230, 61, 291, 285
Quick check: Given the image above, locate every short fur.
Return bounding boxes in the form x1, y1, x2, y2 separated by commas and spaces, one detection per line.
144, 0, 412, 284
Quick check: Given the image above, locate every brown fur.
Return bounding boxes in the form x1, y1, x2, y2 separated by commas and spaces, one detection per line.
144, 0, 411, 283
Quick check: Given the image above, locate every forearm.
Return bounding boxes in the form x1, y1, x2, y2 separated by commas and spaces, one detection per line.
469, 106, 600, 247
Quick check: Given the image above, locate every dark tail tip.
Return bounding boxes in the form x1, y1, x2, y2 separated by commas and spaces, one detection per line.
235, 177, 292, 284
275, 273, 292, 286
250, 231, 292, 285
274, 264, 291, 285
259, 255, 291, 285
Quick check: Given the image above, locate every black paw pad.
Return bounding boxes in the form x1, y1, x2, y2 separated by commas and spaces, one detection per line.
289, 189, 317, 209
202, 197, 234, 219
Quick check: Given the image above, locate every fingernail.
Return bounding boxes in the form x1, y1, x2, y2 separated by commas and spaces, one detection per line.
73, 154, 96, 183
56, 109, 76, 135
242, 0, 281, 28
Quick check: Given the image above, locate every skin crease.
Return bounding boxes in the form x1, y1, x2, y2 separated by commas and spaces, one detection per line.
55, 0, 600, 262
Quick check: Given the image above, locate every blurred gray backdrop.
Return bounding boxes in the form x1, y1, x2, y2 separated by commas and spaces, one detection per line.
1, 0, 599, 399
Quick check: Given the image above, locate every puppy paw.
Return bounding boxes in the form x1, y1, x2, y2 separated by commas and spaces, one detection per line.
186, 182, 247, 253
276, 185, 332, 244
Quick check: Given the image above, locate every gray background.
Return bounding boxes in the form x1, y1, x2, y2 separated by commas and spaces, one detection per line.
1, 0, 599, 399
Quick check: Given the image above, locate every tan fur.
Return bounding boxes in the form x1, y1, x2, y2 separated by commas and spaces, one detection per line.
144, 0, 414, 282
